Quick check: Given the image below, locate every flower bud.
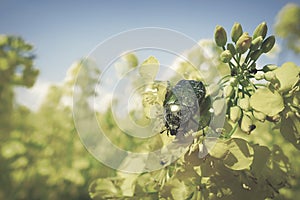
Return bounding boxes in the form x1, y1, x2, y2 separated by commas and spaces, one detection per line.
224, 85, 234, 98
220, 50, 232, 63
230, 106, 242, 122
253, 110, 266, 122
236, 33, 252, 54
262, 64, 278, 72
240, 114, 256, 134
264, 71, 276, 81
238, 97, 250, 111
254, 72, 264, 80
208, 84, 220, 96
231, 23, 243, 43
250, 49, 262, 61
214, 25, 227, 47
227, 43, 236, 56
253, 22, 268, 40
250, 36, 263, 51
261, 35, 275, 53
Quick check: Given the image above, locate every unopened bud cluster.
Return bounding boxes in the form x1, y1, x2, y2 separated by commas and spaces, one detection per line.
215, 22, 277, 135
214, 22, 275, 69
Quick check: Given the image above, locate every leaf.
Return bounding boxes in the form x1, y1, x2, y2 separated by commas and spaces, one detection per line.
89, 178, 122, 199
250, 145, 271, 176
139, 56, 159, 81
273, 62, 300, 93
210, 138, 254, 170
250, 88, 284, 116
160, 178, 190, 200
223, 138, 254, 170
209, 139, 228, 159
135, 173, 158, 194
280, 114, 300, 150
117, 172, 138, 197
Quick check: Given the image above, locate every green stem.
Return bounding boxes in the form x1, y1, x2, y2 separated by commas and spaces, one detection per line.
254, 83, 267, 87
226, 122, 239, 138
218, 74, 231, 85
244, 49, 252, 65
237, 53, 242, 66
232, 55, 240, 66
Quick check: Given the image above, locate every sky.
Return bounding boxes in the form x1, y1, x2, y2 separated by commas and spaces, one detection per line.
0, 0, 299, 109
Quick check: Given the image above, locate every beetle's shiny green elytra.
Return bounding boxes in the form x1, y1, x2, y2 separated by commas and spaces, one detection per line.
160, 80, 206, 136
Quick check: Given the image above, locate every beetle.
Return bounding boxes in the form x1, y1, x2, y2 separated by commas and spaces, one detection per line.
160, 79, 207, 136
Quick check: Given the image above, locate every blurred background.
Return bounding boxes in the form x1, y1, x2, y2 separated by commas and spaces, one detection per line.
0, 0, 300, 199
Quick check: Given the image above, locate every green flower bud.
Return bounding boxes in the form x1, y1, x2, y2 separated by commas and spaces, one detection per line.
238, 96, 250, 111
208, 84, 220, 96
250, 36, 263, 51
220, 50, 232, 63
253, 22, 268, 40
264, 71, 276, 81
224, 85, 234, 98
240, 114, 256, 134
253, 110, 266, 122
236, 33, 252, 54
262, 64, 278, 72
231, 23, 243, 43
261, 35, 275, 53
250, 49, 262, 61
214, 25, 227, 47
254, 72, 264, 80
227, 43, 236, 56
230, 106, 242, 122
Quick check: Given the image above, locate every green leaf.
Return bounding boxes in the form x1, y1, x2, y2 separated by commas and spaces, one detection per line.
139, 56, 159, 81
160, 178, 190, 200
135, 173, 158, 194
250, 145, 271, 176
210, 138, 254, 170
117, 173, 138, 197
273, 62, 300, 93
280, 114, 300, 150
250, 88, 284, 116
223, 138, 254, 170
209, 140, 228, 159
89, 178, 122, 199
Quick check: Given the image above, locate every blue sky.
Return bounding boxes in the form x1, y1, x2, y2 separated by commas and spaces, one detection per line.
1, 0, 299, 81
1, 0, 299, 109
